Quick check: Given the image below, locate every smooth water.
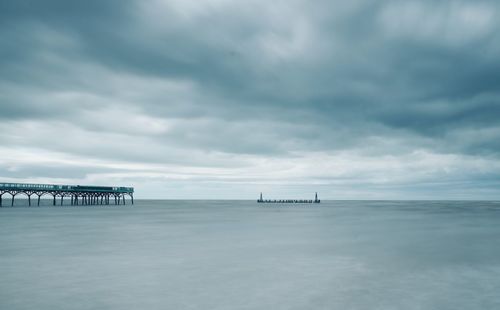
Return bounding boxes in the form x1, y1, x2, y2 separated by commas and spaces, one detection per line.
1, 200, 500, 310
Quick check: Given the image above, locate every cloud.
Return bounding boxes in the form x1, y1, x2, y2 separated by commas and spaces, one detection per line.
1, 0, 500, 198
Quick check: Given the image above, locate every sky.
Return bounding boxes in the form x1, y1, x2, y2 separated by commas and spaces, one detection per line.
1, 0, 500, 199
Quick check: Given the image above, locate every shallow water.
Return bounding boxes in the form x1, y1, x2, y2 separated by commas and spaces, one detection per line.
1, 200, 500, 310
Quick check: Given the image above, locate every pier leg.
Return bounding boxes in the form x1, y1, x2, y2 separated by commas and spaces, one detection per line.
131, 194, 134, 205
0, 194, 2, 207
28, 195, 31, 206
115, 196, 118, 205
123, 195, 126, 205
38, 195, 41, 206
53, 195, 56, 206
11, 194, 15, 206
75, 196, 78, 205
100, 196, 103, 205
61, 196, 64, 206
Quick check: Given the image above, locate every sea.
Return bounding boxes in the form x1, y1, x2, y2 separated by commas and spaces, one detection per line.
1, 200, 500, 310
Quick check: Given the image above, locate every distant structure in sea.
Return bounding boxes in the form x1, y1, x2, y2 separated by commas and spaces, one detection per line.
257, 192, 320, 204
0, 182, 134, 207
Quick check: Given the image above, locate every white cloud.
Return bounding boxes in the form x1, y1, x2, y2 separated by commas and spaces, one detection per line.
378, 1, 497, 45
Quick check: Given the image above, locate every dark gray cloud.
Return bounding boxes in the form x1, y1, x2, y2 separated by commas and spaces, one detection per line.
1, 0, 500, 198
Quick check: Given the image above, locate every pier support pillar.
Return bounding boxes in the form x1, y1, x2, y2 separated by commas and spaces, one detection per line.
0, 194, 2, 207
11, 194, 15, 206
37, 195, 41, 206
61, 196, 64, 206
53, 195, 56, 206
28, 195, 31, 206
131, 194, 134, 205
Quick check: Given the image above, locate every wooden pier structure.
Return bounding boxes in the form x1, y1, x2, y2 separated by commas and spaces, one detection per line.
257, 192, 320, 204
0, 182, 134, 207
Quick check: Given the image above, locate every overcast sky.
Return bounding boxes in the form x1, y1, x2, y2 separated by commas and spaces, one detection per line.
1, 0, 500, 199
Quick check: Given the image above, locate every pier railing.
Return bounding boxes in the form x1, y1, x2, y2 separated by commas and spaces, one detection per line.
0, 183, 133, 193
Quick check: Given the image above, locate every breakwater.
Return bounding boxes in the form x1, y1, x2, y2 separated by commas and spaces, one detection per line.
257, 192, 320, 204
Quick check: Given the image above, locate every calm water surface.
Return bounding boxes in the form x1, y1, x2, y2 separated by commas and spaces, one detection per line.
1, 200, 500, 310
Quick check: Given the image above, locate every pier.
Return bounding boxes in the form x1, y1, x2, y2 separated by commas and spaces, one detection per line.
0, 182, 134, 207
257, 192, 320, 204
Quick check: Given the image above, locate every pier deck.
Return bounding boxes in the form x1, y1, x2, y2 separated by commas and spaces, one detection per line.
0, 182, 134, 206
